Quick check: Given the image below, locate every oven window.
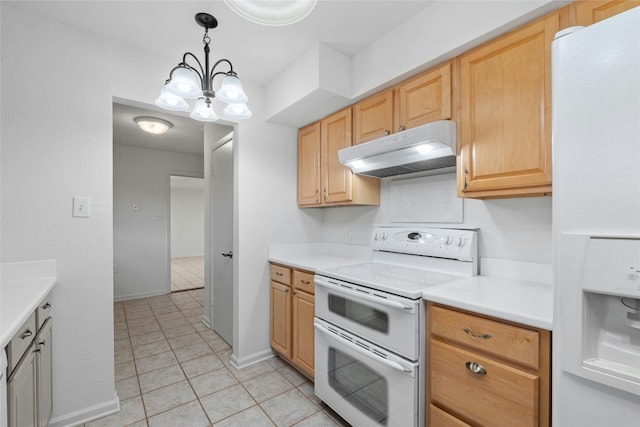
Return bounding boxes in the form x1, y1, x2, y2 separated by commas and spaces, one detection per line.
328, 347, 388, 425
328, 294, 389, 333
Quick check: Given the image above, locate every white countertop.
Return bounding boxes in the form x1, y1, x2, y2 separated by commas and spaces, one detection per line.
268, 247, 553, 330
422, 276, 553, 330
1, 260, 57, 348
268, 242, 372, 272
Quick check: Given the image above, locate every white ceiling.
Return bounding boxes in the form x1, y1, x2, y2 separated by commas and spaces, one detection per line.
10, 0, 435, 155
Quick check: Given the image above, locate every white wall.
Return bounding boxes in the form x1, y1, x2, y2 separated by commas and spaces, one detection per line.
232, 80, 324, 367
322, 175, 553, 266
1, 5, 119, 425
170, 183, 205, 258
113, 144, 203, 301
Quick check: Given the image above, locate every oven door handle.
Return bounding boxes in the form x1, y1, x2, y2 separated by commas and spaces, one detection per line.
314, 321, 415, 376
315, 278, 414, 311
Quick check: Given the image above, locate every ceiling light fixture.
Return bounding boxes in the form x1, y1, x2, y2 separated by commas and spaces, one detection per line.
155, 13, 252, 122
223, 0, 318, 26
134, 116, 173, 135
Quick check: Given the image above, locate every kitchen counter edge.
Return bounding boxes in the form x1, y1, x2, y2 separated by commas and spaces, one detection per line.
422, 276, 553, 330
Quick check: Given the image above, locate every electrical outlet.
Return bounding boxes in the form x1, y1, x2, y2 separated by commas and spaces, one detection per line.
72, 196, 91, 218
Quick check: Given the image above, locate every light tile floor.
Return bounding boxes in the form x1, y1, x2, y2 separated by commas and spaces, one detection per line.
88, 289, 349, 426
171, 257, 204, 292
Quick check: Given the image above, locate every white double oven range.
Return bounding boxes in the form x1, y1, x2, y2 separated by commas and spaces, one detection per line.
313, 227, 478, 427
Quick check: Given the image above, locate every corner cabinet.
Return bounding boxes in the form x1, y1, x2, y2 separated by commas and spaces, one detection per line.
270, 263, 315, 378
353, 62, 452, 145
426, 303, 550, 427
298, 108, 380, 207
457, 12, 559, 199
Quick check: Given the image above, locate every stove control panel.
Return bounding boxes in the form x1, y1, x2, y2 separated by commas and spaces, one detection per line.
371, 227, 477, 262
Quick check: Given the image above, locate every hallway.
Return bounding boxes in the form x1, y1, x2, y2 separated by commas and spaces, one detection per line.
93, 289, 347, 426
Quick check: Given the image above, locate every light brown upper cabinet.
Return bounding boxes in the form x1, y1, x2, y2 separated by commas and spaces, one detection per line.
397, 62, 452, 132
297, 122, 321, 206
298, 108, 380, 207
573, 0, 640, 25
353, 62, 452, 145
457, 12, 560, 199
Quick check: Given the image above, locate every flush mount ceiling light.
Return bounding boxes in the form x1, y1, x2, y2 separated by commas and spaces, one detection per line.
155, 13, 252, 122
223, 0, 317, 26
134, 116, 173, 135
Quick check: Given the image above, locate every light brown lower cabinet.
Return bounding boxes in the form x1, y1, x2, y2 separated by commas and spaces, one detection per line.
426, 303, 550, 427
270, 263, 315, 378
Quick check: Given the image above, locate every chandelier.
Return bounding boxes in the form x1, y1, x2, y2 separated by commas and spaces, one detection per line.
155, 13, 251, 122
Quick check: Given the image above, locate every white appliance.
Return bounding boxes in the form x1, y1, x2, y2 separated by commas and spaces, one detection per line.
314, 227, 477, 426
338, 120, 456, 177
552, 7, 640, 427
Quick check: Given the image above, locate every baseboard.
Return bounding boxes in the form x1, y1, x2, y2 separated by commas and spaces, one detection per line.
48, 392, 119, 427
229, 348, 276, 370
114, 289, 168, 302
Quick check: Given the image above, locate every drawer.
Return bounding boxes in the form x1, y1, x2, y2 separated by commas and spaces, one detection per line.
430, 339, 539, 427
430, 304, 540, 369
7, 311, 37, 373
37, 292, 53, 329
292, 270, 314, 295
430, 404, 471, 427
270, 264, 291, 286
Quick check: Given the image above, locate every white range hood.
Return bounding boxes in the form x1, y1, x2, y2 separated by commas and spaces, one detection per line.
338, 120, 456, 178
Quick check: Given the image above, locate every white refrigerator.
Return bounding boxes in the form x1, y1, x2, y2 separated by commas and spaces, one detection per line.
552, 6, 640, 427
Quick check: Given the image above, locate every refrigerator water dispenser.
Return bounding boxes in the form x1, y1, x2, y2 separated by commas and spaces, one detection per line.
560, 234, 640, 395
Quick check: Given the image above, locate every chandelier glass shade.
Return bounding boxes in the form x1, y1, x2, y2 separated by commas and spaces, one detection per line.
155, 13, 251, 122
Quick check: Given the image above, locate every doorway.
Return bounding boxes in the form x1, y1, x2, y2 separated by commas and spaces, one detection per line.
170, 175, 205, 292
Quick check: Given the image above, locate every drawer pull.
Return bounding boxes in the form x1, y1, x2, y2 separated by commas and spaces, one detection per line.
300, 279, 311, 285
462, 327, 492, 340
275, 272, 283, 276
465, 361, 487, 375
42, 302, 51, 309
20, 329, 33, 340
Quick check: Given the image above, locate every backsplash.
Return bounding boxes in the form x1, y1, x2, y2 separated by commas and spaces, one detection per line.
322, 173, 552, 264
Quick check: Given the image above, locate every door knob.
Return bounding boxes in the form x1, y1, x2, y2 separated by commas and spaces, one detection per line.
221, 251, 233, 258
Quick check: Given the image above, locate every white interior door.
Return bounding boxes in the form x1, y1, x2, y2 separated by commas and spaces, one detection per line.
210, 139, 233, 345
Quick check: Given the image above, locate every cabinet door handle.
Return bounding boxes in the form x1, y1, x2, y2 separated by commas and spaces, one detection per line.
465, 361, 487, 375
20, 329, 33, 340
399, 125, 405, 131
462, 327, 491, 340
384, 129, 391, 135
463, 167, 469, 189
42, 302, 51, 309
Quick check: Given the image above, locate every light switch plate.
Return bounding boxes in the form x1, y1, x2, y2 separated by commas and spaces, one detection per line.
73, 196, 91, 218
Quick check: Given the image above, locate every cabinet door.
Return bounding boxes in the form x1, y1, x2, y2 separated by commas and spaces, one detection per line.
292, 290, 315, 378
353, 90, 394, 145
321, 108, 353, 204
459, 13, 558, 198
397, 62, 451, 131
575, 0, 640, 25
37, 320, 52, 427
8, 349, 37, 427
270, 281, 292, 358
297, 122, 321, 206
